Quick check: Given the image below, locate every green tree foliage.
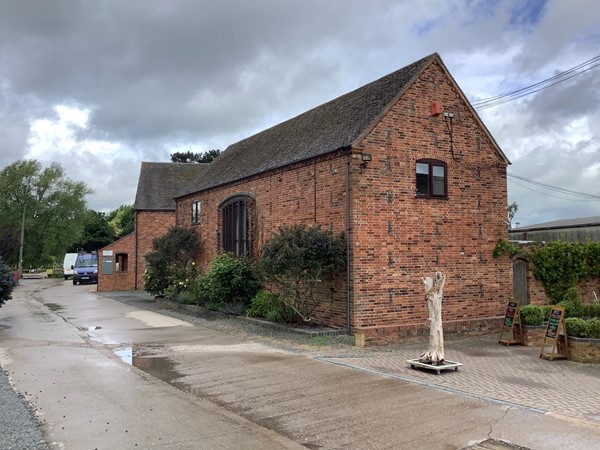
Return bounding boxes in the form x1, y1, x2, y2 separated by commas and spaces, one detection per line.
507, 201, 518, 225
0, 160, 91, 267
144, 227, 200, 296
70, 210, 115, 252
261, 224, 346, 322
170, 149, 221, 163
0, 256, 15, 305
0, 224, 19, 262
107, 204, 135, 239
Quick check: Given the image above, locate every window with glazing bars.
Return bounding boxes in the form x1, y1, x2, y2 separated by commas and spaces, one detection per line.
222, 197, 250, 256
192, 201, 201, 224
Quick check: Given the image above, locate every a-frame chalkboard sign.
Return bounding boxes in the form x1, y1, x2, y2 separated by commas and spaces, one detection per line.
499, 301, 523, 346
540, 305, 568, 360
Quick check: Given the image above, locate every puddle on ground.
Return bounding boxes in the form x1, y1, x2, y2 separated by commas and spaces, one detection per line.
45, 303, 64, 312
112, 346, 187, 387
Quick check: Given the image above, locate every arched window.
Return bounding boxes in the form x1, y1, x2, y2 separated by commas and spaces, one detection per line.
416, 159, 447, 198
221, 195, 252, 256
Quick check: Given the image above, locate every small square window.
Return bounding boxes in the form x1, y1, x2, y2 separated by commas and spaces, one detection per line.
192, 201, 201, 224
416, 160, 447, 198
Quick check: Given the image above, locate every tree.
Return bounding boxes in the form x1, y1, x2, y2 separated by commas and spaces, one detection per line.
170, 149, 221, 164
70, 210, 115, 252
0, 224, 19, 262
508, 201, 518, 227
0, 160, 91, 269
107, 204, 135, 239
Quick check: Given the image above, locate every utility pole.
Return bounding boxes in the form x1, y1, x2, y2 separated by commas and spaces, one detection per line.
17, 201, 25, 282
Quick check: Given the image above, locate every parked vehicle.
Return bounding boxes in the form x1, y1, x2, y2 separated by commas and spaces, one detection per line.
63, 253, 78, 280
72, 253, 98, 285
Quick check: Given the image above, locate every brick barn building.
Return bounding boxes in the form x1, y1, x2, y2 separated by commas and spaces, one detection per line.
100, 53, 512, 345
98, 162, 208, 292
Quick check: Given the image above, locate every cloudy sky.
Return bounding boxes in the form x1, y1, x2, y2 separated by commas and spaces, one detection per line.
1, 0, 598, 227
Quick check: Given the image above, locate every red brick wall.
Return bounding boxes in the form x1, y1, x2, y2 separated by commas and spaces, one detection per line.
98, 233, 135, 291
177, 60, 511, 344
349, 61, 511, 344
177, 154, 349, 327
135, 210, 176, 290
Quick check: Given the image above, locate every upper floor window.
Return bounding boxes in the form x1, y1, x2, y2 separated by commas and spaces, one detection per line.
222, 196, 252, 257
192, 201, 201, 224
416, 159, 447, 198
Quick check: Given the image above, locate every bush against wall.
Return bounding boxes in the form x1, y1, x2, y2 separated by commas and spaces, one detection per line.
0, 256, 15, 306
494, 239, 600, 304
246, 290, 298, 323
190, 252, 262, 314
143, 227, 200, 297
261, 224, 346, 323
530, 241, 600, 303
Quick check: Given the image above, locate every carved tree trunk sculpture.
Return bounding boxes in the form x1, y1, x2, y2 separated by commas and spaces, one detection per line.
419, 271, 446, 365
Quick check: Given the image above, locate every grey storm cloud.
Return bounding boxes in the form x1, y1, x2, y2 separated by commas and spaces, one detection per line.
0, 0, 598, 225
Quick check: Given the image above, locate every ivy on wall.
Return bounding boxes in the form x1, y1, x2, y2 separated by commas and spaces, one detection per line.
493, 239, 600, 303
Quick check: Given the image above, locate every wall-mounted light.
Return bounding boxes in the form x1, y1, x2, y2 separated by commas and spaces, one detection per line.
361, 153, 372, 169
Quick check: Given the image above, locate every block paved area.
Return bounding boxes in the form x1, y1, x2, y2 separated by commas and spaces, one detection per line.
312, 334, 600, 425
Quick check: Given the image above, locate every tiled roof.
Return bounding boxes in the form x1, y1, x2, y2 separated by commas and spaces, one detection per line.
134, 162, 209, 211
186, 53, 438, 193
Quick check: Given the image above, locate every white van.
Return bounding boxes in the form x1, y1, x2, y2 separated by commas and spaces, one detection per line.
63, 253, 78, 280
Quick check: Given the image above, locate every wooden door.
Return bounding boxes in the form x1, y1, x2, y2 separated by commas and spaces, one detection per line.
513, 258, 528, 306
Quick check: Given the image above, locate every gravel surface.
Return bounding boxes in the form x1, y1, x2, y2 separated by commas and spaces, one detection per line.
0, 368, 47, 450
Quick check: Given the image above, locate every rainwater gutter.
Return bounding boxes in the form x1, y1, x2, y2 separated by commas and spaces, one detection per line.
344, 147, 352, 334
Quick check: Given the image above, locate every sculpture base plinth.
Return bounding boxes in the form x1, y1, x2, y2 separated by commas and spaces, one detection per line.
407, 359, 463, 375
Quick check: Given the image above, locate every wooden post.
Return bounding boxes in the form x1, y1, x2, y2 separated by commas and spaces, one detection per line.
419, 271, 446, 365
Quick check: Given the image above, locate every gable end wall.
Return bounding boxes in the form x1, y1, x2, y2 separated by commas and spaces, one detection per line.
350, 61, 511, 344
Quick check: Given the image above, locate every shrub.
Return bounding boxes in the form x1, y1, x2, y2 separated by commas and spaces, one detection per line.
557, 300, 583, 318
0, 256, 15, 306
540, 305, 552, 321
519, 305, 545, 326
588, 319, 600, 339
529, 241, 600, 303
261, 224, 345, 323
144, 227, 200, 296
581, 303, 600, 318
565, 317, 589, 338
192, 252, 262, 313
246, 290, 298, 323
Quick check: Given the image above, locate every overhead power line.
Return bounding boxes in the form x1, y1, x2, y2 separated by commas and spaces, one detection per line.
507, 172, 600, 201
471, 54, 600, 110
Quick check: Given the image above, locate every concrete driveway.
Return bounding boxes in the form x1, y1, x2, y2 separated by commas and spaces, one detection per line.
1, 279, 599, 449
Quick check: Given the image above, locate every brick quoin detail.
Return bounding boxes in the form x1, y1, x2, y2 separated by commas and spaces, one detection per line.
177, 61, 512, 345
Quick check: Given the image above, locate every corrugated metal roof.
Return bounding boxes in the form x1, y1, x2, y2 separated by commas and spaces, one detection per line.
515, 216, 600, 231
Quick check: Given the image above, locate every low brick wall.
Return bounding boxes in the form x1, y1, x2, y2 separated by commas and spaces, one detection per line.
517, 328, 600, 363
354, 317, 503, 347
515, 324, 547, 347
565, 337, 600, 364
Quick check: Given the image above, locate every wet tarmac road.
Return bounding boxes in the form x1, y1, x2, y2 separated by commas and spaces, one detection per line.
1, 279, 600, 449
